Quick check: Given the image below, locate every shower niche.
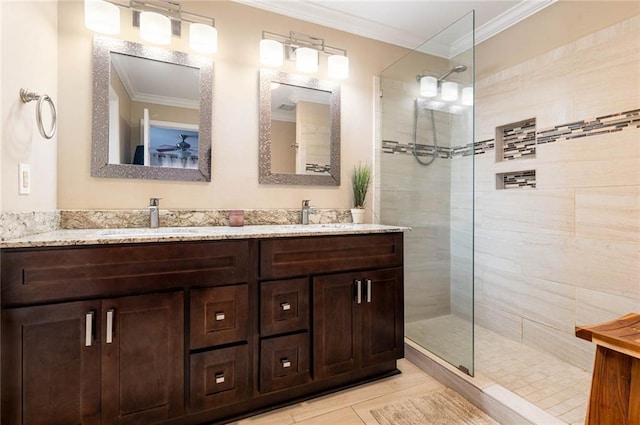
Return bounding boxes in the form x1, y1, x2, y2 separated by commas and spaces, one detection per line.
495, 118, 536, 162
495, 118, 537, 190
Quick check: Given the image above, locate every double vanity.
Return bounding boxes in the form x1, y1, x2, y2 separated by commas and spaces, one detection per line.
0, 224, 405, 424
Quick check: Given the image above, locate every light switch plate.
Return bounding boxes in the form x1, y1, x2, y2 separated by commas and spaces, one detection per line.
19, 163, 30, 195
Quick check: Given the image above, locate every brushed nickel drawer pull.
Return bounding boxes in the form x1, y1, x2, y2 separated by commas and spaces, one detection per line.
106, 309, 115, 344
215, 312, 225, 321
354, 280, 362, 304
215, 373, 225, 384
85, 311, 95, 347
281, 302, 291, 311
365, 279, 372, 303
281, 358, 291, 368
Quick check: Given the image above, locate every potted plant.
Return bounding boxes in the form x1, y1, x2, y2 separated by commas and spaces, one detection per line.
351, 162, 371, 224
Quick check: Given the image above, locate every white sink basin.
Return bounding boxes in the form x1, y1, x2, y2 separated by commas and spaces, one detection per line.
97, 227, 202, 237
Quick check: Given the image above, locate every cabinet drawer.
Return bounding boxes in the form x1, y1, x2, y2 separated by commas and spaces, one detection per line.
1, 240, 249, 306
260, 233, 403, 279
260, 333, 310, 393
190, 284, 248, 349
189, 345, 250, 412
261, 278, 309, 337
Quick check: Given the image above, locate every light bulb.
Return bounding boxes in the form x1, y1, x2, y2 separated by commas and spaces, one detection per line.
441, 81, 458, 101
328, 55, 349, 79
420, 76, 437, 97
190, 23, 217, 54
84, 0, 120, 35
296, 47, 318, 73
260, 39, 283, 67
139, 11, 171, 45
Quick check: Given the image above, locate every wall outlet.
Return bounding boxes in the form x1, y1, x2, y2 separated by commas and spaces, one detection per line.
19, 163, 31, 195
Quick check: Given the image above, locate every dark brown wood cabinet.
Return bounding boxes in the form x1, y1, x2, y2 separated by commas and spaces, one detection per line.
2, 301, 101, 425
313, 268, 404, 380
101, 292, 184, 425
1, 292, 184, 425
1, 232, 403, 425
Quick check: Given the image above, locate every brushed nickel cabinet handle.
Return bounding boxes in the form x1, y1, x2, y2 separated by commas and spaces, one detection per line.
365, 279, 372, 303
106, 309, 115, 344
280, 302, 291, 311
215, 373, 225, 384
355, 280, 362, 304
281, 358, 291, 368
215, 312, 225, 321
85, 311, 95, 347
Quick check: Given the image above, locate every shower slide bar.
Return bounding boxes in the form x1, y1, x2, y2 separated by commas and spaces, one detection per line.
20, 88, 57, 140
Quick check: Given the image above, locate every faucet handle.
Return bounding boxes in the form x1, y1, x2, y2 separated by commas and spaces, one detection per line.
149, 197, 162, 207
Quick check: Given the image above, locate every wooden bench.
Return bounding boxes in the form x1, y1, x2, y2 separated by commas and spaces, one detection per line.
576, 313, 640, 425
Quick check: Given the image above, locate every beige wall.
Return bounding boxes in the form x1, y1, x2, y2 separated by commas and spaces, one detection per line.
1, 1, 58, 212
271, 120, 296, 174
475, 0, 640, 79
55, 0, 407, 210
472, 11, 640, 371
297, 101, 330, 172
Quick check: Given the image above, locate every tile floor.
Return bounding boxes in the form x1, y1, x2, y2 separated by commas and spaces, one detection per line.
230, 359, 447, 425
230, 315, 592, 425
407, 315, 592, 425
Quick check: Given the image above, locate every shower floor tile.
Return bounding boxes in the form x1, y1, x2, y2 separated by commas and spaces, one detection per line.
406, 315, 592, 425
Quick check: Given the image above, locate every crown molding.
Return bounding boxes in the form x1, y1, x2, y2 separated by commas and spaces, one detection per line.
234, 0, 557, 59
475, 0, 557, 46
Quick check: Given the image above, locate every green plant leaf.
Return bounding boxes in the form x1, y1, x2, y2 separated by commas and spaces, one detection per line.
351, 163, 371, 208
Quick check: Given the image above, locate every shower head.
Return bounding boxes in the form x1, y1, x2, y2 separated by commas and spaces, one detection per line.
437, 65, 467, 81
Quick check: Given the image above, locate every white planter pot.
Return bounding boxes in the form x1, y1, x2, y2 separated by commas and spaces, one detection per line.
351, 208, 365, 224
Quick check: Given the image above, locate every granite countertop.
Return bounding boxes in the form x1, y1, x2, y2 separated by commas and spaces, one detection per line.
0, 224, 409, 248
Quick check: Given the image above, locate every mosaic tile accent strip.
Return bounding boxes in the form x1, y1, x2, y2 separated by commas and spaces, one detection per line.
382, 140, 451, 159
473, 139, 496, 156
497, 170, 536, 190
381, 109, 638, 160
537, 108, 640, 144
305, 163, 331, 174
500, 118, 536, 161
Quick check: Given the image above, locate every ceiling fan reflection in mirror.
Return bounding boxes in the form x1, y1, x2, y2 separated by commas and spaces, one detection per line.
152, 132, 199, 169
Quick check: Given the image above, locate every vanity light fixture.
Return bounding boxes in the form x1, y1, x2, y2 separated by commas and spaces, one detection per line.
419, 76, 438, 97
441, 81, 459, 101
83, 0, 218, 54
296, 47, 318, 73
85, 0, 121, 34
461, 86, 473, 106
259, 30, 349, 79
260, 39, 284, 67
139, 11, 171, 45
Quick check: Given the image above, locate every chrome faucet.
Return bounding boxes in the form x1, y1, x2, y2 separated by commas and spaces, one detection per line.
301, 200, 316, 225
149, 198, 161, 228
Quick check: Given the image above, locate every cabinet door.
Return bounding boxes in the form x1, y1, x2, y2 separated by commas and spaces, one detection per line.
101, 292, 184, 425
313, 272, 361, 379
1, 301, 101, 425
360, 268, 404, 367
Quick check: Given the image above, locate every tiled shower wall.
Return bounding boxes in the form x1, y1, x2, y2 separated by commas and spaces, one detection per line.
379, 77, 453, 323
466, 15, 640, 371
379, 68, 474, 325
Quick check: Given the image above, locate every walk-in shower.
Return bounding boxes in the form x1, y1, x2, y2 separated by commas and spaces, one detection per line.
378, 12, 475, 375
378, 10, 595, 424
412, 65, 468, 166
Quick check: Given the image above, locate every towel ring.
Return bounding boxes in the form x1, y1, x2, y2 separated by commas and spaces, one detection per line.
20, 88, 57, 140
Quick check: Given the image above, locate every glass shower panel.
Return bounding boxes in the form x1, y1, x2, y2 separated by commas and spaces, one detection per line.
378, 12, 475, 375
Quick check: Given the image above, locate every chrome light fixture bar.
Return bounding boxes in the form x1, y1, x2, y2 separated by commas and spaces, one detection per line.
84, 0, 218, 53
260, 30, 349, 79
